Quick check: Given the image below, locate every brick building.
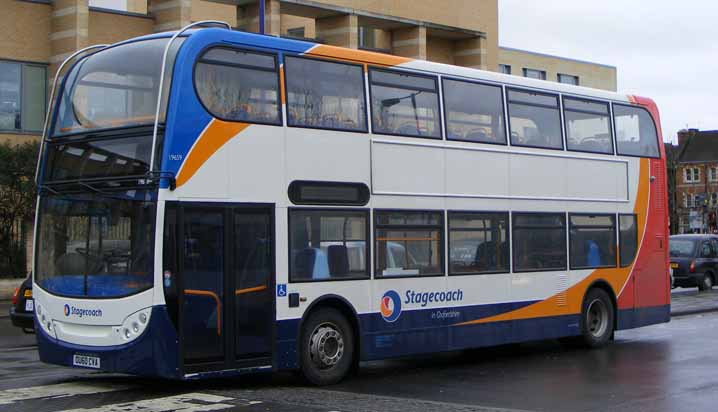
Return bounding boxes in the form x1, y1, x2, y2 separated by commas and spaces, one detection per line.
674, 129, 718, 234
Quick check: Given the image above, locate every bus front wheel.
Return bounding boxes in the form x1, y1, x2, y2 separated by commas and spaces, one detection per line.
300, 307, 355, 385
578, 288, 615, 348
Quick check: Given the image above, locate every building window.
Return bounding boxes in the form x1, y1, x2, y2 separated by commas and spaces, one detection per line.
443, 78, 506, 144
194, 47, 281, 125
557, 73, 579, 85
0, 60, 47, 133
286, 27, 305, 38
375, 210, 444, 277
449, 212, 509, 275
684, 167, 700, 183
709, 167, 718, 182
522, 68, 546, 80
569, 214, 616, 269
499, 64, 512, 75
285, 55, 367, 132
512, 213, 567, 272
289, 209, 369, 282
359, 26, 376, 49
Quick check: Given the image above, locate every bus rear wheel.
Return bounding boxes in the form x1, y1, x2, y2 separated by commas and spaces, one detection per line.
578, 288, 615, 348
300, 307, 354, 386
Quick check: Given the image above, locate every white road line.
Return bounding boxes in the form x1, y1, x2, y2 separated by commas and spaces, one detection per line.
57, 393, 243, 412
0, 382, 133, 406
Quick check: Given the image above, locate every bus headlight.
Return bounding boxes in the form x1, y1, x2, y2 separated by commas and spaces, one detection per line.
119, 308, 151, 342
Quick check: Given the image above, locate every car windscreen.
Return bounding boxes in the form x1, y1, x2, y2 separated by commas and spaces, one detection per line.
670, 239, 696, 258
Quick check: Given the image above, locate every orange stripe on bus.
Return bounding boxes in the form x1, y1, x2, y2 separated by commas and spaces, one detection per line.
454, 158, 650, 326
184, 289, 222, 336
235, 285, 267, 295
306, 44, 412, 67
175, 119, 250, 188
280, 64, 286, 105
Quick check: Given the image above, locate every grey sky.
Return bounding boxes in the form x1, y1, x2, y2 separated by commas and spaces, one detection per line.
499, 0, 718, 143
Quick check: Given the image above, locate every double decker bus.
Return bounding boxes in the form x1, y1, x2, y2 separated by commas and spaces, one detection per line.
32, 22, 670, 385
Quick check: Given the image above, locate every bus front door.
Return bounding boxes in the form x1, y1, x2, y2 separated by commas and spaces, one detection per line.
177, 205, 274, 374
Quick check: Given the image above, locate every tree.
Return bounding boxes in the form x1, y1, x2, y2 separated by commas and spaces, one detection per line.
0, 141, 39, 277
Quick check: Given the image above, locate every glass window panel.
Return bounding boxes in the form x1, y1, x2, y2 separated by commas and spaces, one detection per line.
499, 64, 511, 75
201, 48, 276, 69
375, 210, 443, 277
21, 65, 47, 132
614, 104, 660, 158
443, 79, 506, 144
370, 69, 441, 138
513, 213, 566, 271
523, 68, 546, 80
285, 56, 366, 131
289, 210, 368, 281
509, 102, 563, 149
449, 212, 509, 275
564, 98, 612, 154
558, 74, 579, 85
619, 215, 638, 266
0, 61, 21, 131
569, 214, 616, 269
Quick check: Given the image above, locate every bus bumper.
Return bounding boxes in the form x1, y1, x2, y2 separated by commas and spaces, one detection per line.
36, 306, 180, 379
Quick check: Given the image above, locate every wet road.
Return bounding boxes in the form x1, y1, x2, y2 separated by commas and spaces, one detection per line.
1, 307, 718, 411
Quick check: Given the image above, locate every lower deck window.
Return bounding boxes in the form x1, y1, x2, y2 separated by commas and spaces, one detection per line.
569, 214, 616, 269
375, 210, 443, 277
449, 212, 509, 274
619, 214, 638, 266
289, 209, 368, 281
512, 213, 566, 272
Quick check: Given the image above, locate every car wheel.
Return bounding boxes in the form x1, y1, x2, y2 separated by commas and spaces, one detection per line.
699, 273, 713, 291
300, 307, 354, 386
578, 288, 615, 348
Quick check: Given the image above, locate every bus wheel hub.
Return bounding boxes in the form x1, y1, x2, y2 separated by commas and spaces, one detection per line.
310, 324, 344, 369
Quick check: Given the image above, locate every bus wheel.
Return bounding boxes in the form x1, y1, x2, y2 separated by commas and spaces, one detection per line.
300, 307, 354, 385
579, 288, 615, 348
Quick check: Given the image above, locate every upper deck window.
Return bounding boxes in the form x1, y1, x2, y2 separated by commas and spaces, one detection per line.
53, 38, 180, 137
507, 89, 563, 150
443, 79, 506, 145
195, 47, 281, 125
285, 56, 366, 131
563, 97, 613, 154
370, 68, 441, 139
613, 104, 660, 158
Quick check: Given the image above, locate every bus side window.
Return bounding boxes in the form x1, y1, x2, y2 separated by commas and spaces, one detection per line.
569, 214, 617, 269
443, 79, 506, 145
563, 97, 613, 155
194, 47, 281, 125
284, 55, 367, 132
619, 214, 638, 267
614, 104, 660, 158
507, 89, 563, 150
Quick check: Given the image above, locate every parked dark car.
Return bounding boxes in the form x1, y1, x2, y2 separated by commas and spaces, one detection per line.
9, 275, 33, 333
670, 234, 718, 291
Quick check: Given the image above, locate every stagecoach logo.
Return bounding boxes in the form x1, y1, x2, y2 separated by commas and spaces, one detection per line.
380, 290, 402, 323
64, 304, 103, 318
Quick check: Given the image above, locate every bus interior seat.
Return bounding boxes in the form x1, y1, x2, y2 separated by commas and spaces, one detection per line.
327, 245, 349, 277
293, 248, 330, 280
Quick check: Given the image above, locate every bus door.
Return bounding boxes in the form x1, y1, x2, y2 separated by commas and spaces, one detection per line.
174, 204, 274, 374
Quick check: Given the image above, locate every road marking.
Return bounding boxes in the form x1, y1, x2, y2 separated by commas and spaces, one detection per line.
57, 393, 244, 412
0, 382, 133, 405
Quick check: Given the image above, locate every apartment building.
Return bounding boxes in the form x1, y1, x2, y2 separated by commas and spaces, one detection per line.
0, 0, 617, 146
673, 129, 718, 234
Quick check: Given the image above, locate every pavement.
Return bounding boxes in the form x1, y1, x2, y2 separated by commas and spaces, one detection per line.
670, 287, 718, 316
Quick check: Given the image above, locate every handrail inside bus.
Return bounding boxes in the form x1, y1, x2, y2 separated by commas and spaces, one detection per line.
149, 20, 233, 177
184, 289, 222, 336
34, 44, 110, 185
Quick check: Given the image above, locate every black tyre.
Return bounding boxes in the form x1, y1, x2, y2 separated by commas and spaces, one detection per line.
698, 273, 713, 291
299, 307, 355, 386
578, 288, 615, 348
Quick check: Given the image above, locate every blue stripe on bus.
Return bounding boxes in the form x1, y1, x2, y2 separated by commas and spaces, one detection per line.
36, 306, 180, 378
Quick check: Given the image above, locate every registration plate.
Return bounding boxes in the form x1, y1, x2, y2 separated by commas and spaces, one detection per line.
24, 299, 33, 312
671, 262, 679, 269
73, 354, 100, 369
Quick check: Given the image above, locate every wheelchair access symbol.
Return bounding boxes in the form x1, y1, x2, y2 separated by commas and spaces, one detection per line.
277, 284, 287, 297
